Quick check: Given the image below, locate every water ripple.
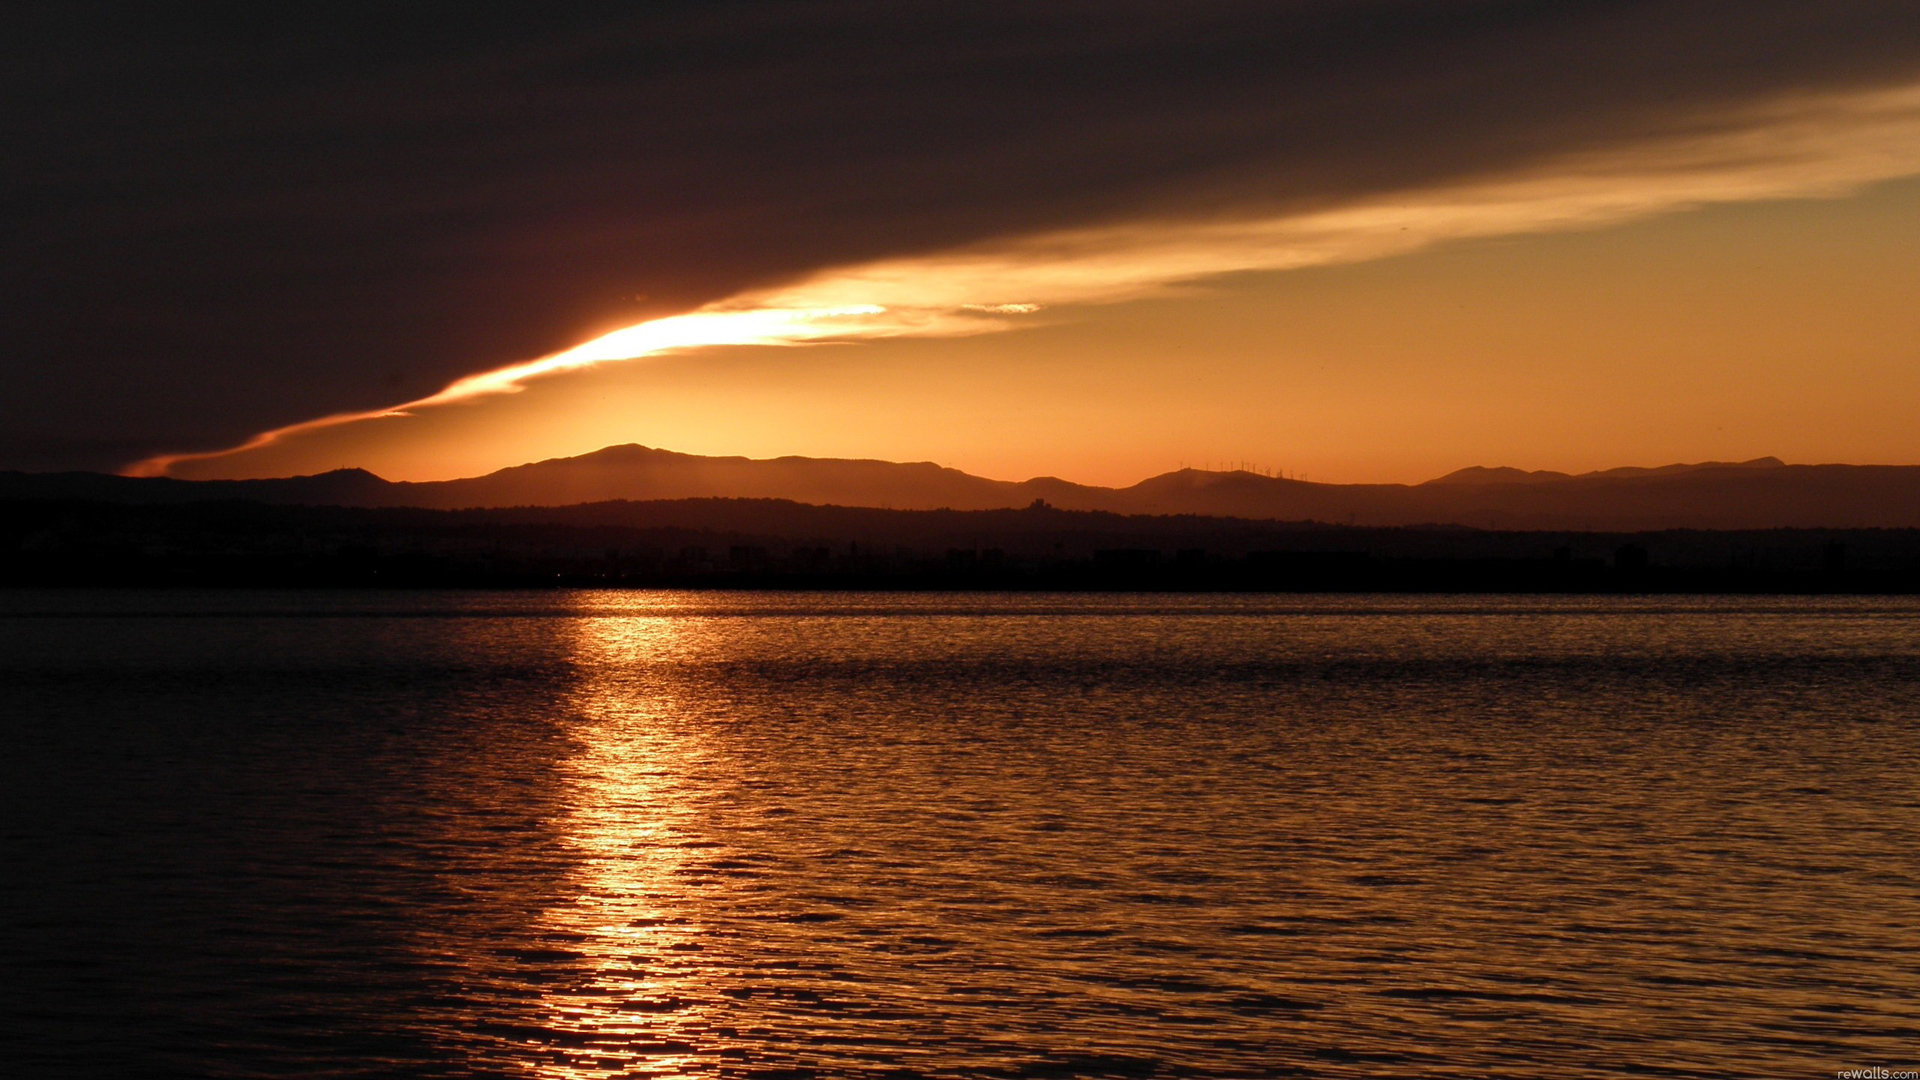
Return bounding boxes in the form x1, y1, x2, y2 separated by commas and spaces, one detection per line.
2, 592, 1917, 1077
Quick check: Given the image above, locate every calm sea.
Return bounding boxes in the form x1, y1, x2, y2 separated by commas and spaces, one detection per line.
2, 591, 1917, 1078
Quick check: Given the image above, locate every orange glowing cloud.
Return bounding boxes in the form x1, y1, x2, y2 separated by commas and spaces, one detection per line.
125, 304, 959, 477
127, 79, 1920, 479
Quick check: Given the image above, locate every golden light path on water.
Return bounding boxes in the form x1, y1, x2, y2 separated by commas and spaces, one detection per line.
502, 609, 713, 1078
124, 79, 1920, 480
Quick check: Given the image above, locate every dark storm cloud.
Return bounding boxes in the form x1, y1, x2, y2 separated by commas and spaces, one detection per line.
5, 1, 1920, 470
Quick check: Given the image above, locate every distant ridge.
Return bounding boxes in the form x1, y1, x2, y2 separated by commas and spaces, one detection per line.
1427, 457, 1788, 485
3, 447, 1918, 530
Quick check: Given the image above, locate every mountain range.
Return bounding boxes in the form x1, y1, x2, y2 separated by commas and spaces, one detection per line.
4, 444, 1918, 531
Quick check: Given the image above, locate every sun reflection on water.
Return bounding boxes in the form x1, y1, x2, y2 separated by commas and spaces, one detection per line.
515, 609, 716, 1078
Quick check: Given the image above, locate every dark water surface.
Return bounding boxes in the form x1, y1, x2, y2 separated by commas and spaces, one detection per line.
3, 591, 1917, 1078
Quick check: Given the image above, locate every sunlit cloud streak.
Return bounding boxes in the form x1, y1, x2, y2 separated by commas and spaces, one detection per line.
127, 80, 1920, 478
124, 305, 931, 476
758, 82, 1920, 311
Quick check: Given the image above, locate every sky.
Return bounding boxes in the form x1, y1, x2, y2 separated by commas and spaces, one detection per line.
7, 3, 1920, 484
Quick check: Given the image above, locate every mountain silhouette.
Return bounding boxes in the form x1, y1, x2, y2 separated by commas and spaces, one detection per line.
3, 446, 1918, 530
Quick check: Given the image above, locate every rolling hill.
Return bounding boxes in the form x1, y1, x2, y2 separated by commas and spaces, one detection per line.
4, 445, 1918, 530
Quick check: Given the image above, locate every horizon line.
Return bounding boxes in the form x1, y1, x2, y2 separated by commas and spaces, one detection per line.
22, 443, 1902, 491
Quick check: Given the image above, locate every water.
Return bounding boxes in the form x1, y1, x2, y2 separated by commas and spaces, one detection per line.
3, 591, 1917, 1078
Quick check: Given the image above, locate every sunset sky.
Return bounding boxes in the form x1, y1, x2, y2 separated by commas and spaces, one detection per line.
8, 4, 1920, 485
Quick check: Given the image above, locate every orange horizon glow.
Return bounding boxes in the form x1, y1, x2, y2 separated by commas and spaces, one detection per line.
129, 79, 1920, 483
